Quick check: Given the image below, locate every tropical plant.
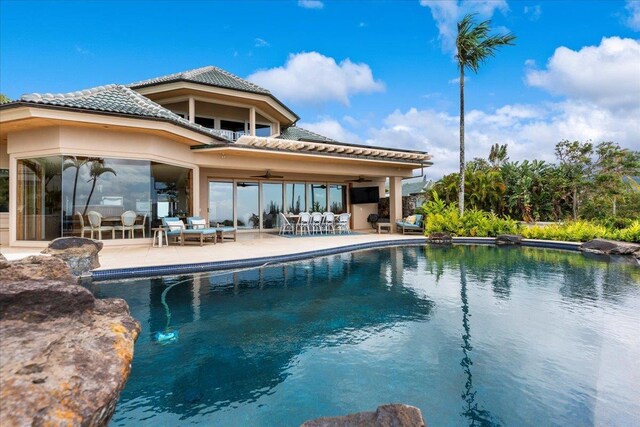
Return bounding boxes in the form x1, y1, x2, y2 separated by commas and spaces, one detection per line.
555, 140, 593, 220
0, 93, 10, 104
63, 156, 90, 217
82, 159, 117, 215
455, 13, 516, 216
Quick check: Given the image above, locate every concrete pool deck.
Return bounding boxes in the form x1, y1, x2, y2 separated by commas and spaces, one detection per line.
1, 232, 585, 280
1, 231, 427, 271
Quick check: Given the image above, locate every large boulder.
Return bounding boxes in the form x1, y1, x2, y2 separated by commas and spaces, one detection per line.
580, 239, 640, 258
1, 255, 77, 284
0, 256, 140, 427
301, 404, 427, 427
496, 234, 523, 245
427, 232, 452, 244
42, 237, 103, 277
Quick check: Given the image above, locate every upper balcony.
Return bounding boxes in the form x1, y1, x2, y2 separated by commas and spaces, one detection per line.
129, 66, 299, 141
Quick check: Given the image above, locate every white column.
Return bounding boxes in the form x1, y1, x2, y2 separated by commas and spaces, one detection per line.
188, 96, 195, 123
249, 107, 256, 136
389, 176, 402, 233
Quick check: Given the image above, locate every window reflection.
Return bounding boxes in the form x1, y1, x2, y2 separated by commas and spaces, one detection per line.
285, 183, 305, 214
329, 184, 347, 214
262, 182, 283, 229
208, 182, 234, 226
237, 182, 259, 229
16, 155, 191, 241
307, 183, 327, 212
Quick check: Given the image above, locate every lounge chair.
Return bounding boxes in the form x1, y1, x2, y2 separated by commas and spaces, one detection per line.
188, 216, 236, 243
163, 217, 217, 246
395, 214, 424, 235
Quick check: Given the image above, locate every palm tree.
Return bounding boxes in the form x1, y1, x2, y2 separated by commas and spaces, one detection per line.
82, 159, 117, 215
63, 156, 90, 217
456, 14, 516, 216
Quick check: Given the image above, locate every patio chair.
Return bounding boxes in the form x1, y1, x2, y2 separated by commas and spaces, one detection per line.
193, 216, 237, 242
297, 212, 311, 235
310, 212, 323, 234
132, 212, 147, 238
75, 211, 88, 238
114, 210, 137, 239
279, 212, 294, 235
336, 213, 351, 234
87, 210, 115, 240
322, 212, 336, 234
185, 216, 219, 245
395, 214, 424, 235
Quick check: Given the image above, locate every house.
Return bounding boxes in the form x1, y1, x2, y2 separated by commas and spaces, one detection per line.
0, 66, 431, 246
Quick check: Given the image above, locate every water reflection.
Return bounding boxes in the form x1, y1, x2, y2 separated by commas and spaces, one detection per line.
90, 248, 433, 419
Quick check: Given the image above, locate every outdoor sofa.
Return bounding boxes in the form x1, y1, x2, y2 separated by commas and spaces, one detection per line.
395, 214, 425, 235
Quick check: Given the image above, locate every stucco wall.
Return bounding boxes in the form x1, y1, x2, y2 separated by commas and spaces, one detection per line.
1, 140, 8, 246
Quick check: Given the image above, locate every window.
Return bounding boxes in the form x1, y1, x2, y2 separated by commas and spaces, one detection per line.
307, 183, 327, 212
0, 169, 8, 212
285, 183, 305, 214
255, 124, 271, 137
16, 155, 191, 241
194, 116, 215, 129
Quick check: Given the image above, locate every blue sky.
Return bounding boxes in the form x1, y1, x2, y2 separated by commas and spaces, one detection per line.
1, 0, 639, 178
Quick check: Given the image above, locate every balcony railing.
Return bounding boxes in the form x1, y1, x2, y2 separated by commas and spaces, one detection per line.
215, 129, 247, 141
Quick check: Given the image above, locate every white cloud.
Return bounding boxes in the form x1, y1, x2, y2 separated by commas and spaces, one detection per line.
254, 38, 270, 47
525, 37, 640, 111
298, 0, 324, 9
626, 0, 640, 30
298, 119, 363, 143
419, 0, 509, 52
524, 4, 542, 21
247, 52, 384, 105
365, 101, 640, 180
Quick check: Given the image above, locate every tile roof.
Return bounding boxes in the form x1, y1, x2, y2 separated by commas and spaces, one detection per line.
16, 85, 231, 141
277, 126, 337, 143
129, 65, 271, 95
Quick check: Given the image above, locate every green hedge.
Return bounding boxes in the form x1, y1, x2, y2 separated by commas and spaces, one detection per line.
417, 195, 639, 243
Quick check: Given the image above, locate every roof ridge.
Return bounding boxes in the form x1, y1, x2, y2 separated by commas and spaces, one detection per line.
182, 65, 215, 79
287, 125, 337, 142
209, 66, 271, 94
21, 84, 120, 102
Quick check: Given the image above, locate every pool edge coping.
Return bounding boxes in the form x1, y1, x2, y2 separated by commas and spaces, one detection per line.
90, 237, 583, 281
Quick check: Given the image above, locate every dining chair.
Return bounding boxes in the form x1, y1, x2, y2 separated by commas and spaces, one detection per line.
114, 210, 138, 238
132, 212, 147, 238
75, 211, 88, 238
279, 212, 294, 235
310, 212, 323, 234
322, 212, 336, 234
297, 212, 311, 235
87, 210, 115, 240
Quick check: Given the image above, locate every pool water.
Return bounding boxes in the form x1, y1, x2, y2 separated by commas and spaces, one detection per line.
87, 245, 640, 426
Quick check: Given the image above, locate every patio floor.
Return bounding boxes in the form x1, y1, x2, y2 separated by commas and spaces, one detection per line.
1, 230, 427, 271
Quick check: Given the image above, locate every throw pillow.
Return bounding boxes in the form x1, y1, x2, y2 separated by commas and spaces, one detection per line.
165, 220, 184, 232
191, 219, 207, 229
406, 215, 417, 225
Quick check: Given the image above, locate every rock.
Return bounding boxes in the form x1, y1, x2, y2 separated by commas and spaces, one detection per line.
0, 252, 8, 269
0, 279, 95, 322
427, 232, 452, 243
42, 237, 103, 277
496, 234, 523, 245
301, 404, 427, 427
0, 255, 77, 285
579, 239, 640, 257
0, 256, 141, 427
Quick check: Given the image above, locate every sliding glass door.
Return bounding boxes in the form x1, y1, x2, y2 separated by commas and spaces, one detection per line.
208, 181, 233, 226
262, 182, 283, 229
236, 182, 259, 229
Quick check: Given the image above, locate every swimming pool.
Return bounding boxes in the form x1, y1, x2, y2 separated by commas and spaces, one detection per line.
87, 245, 640, 426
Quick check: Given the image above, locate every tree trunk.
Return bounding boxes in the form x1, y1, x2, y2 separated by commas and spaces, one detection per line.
572, 187, 577, 220
612, 196, 617, 217
458, 66, 465, 216
82, 179, 98, 216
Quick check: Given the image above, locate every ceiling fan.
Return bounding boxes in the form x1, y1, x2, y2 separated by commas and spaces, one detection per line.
347, 176, 372, 183
250, 170, 284, 179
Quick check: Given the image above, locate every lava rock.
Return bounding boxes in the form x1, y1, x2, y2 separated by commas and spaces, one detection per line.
580, 239, 640, 257
301, 404, 427, 427
0, 255, 77, 285
42, 237, 103, 277
496, 234, 523, 245
0, 255, 141, 427
427, 232, 452, 243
